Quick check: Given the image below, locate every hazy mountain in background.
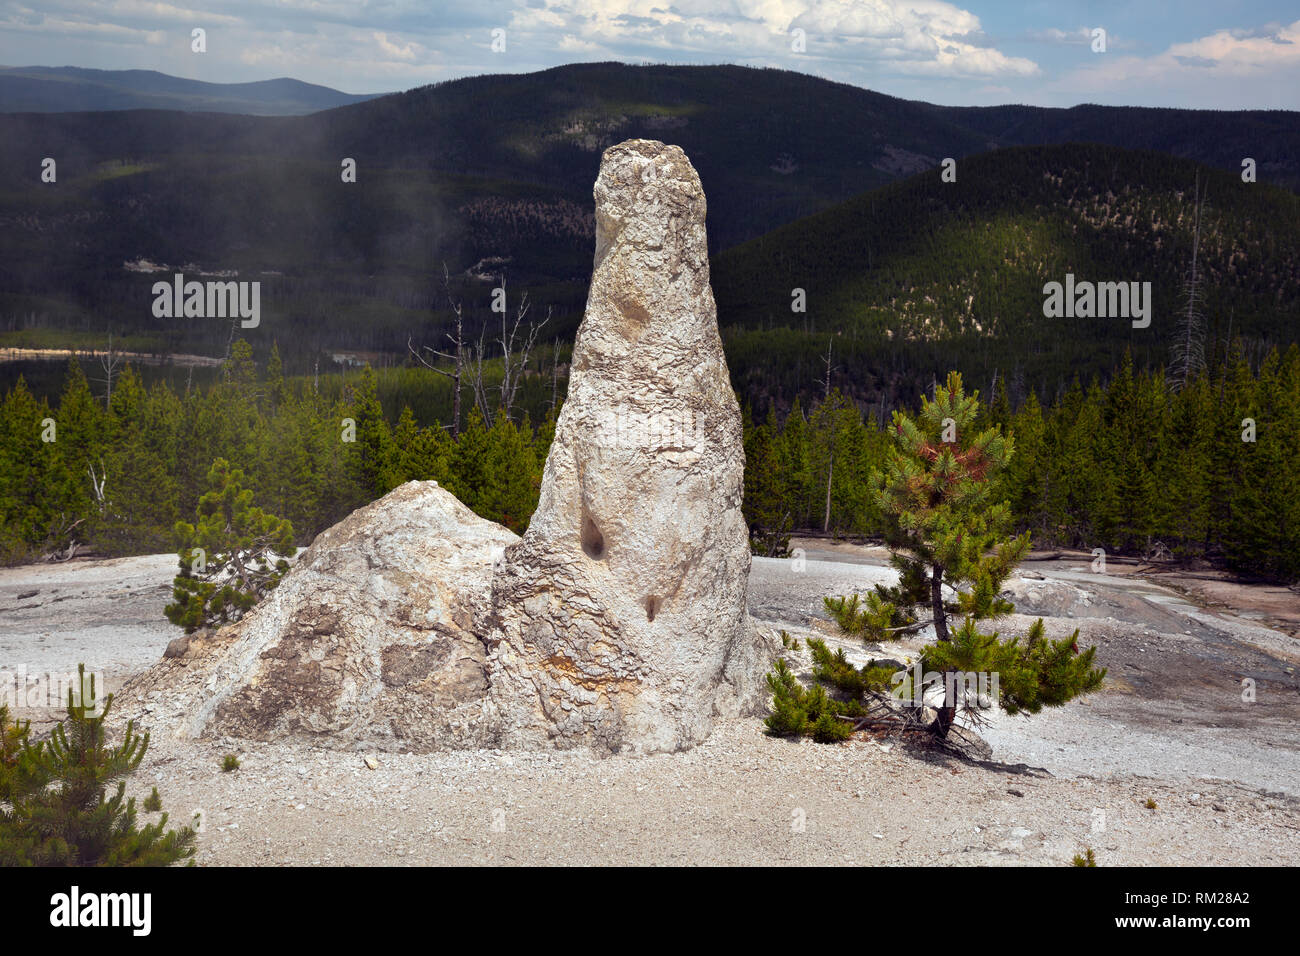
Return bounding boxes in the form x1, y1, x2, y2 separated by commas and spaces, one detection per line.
713, 143, 1300, 408
0, 66, 385, 115
1, 62, 1296, 408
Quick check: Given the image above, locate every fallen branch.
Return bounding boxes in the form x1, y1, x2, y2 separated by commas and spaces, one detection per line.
881, 619, 933, 635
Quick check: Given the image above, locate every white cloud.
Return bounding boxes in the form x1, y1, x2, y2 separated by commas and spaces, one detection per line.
373, 30, 419, 62
1167, 20, 1300, 70
557, 33, 601, 53
1052, 19, 1300, 107
1027, 27, 1091, 45
105, 1, 242, 25
0, 11, 167, 45
238, 26, 444, 80
506, 0, 1039, 78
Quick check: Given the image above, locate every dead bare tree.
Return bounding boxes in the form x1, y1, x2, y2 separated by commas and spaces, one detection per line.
821, 338, 836, 400
495, 272, 551, 421
407, 264, 469, 436
42, 514, 85, 562
469, 329, 492, 422
222, 316, 240, 366
411, 269, 551, 427
87, 460, 108, 520
95, 332, 122, 410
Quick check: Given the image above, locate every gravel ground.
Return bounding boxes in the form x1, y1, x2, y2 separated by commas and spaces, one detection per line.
0, 554, 176, 724
0, 553, 177, 674
751, 550, 1300, 796
135, 722, 1297, 866
3, 548, 1298, 865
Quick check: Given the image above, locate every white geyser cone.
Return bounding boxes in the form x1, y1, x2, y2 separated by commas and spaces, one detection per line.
487, 139, 777, 753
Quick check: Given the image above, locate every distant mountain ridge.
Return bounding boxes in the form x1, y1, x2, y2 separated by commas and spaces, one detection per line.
712, 142, 1300, 408
0, 66, 385, 115
0, 62, 1297, 407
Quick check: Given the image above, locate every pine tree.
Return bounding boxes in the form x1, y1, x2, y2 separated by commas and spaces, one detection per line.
1205, 346, 1254, 558
1000, 389, 1047, 537
448, 406, 490, 513
196, 340, 262, 482
0, 378, 49, 558
869, 371, 1029, 645
829, 397, 882, 536
807, 372, 1104, 739
776, 398, 815, 528
265, 342, 288, 415
0, 665, 196, 866
345, 366, 399, 498
763, 656, 855, 743
390, 405, 421, 485
166, 458, 294, 633
1041, 378, 1106, 547
1095, 352, 1163, 553
321, 393, 368, 526
0, 703, 28, 782
33, 360, 104, 555
94, 368, 179, 556
275, 391, 339, 534
480, 408, 539, 532
1226, 347, 1300, 580
809, 390, 867, 534
1155, 374, 1213, 557
391, 405, 452, 486
743, 408, 793, 555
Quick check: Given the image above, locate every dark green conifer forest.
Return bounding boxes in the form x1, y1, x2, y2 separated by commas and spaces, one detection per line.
3, 334, 1296, 583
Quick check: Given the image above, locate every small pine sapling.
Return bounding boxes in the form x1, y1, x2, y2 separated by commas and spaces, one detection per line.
166, 458, 294, 633
763, 659, 854, 742
768, 373, 1106, 744
0, 664, 196, 866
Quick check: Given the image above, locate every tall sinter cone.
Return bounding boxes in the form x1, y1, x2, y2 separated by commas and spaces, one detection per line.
114, 138, 773, 756
488, 139, 775, 752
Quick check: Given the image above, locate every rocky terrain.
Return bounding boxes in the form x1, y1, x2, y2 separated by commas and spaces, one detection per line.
1, 137, 1294, 865
1, 543, 1296, 866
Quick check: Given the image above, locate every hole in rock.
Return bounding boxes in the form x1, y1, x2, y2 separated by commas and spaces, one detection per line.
581, 512, 606, 560
644, 596, 661, 622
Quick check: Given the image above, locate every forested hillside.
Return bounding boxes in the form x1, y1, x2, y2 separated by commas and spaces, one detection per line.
3, 64, 1298, 585
5, 341, 1296, 582
2, 63, 1297, 395
715, 144, 1300, 411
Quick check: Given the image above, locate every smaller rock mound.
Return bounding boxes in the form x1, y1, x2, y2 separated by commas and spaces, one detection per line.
119, 481, 517, 752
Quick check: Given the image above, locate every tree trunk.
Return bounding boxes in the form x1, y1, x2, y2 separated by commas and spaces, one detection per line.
930, 563, 949, 643
931, 563, 956, 738
451, 361, 462, 438
823, 452, 833, 534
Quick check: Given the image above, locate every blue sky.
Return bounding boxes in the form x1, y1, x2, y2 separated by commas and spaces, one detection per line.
1, 1, 1298, 109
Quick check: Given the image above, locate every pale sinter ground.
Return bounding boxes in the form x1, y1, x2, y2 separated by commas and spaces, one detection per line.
0, 541, 1296, 866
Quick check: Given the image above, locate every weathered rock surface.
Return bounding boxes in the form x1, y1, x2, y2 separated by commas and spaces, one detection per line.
486, 139, 775, 751
121, 481, 516, 751
119, 138, 776, 754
